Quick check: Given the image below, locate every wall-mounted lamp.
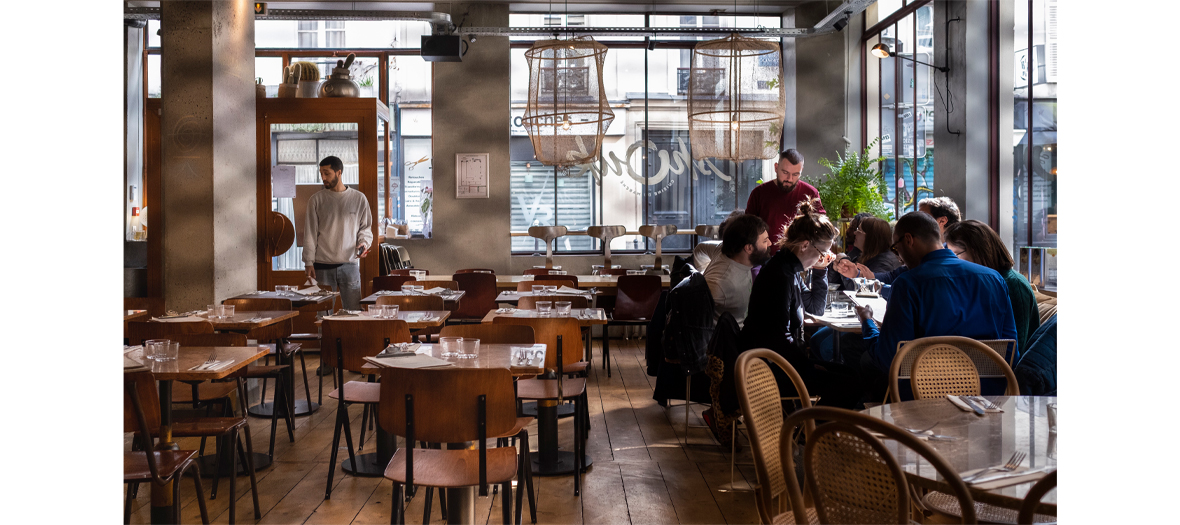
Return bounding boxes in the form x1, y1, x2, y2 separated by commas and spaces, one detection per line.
870, 43, 948, 72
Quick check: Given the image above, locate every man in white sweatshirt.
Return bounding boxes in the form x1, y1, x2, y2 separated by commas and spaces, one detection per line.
303, 156, 373, 312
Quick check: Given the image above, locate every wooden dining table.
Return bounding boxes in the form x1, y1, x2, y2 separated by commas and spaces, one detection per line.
359, 289, 466, 307
360, 343, 547, 525
125, 309, 150, 322
480, 307, 608, 327
861, 396, 1057, 514
124, 345, 268, 525
419, 273, 671, 291
313, 310, 451, 330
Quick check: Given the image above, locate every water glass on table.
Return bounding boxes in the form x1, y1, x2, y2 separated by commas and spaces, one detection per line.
536, 301, 553, 316
402, 284, 416, 294
158, 342, 179, 362
439, 337, 462, 358
531, 285, 546, 295
221, 304, 235, 320
367, 305, 383, 317
144, 339, 169, 361
383, 305, 400, 319
409, 270, 426, 281
544, 285, 558, 294
458, 338, 480, 359
207, 304, 217, 319
555, 301, 573, 316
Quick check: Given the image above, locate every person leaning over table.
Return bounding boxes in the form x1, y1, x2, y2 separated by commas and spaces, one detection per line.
737, 197, 864, 409
833, 195, 962, 299
702, 214, 772, 327
303, 155, 373, 312
852, 211, 1018, 401
944, 219, 1041, 356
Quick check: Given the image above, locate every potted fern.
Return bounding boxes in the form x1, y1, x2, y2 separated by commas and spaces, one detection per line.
806, 138, 892, 222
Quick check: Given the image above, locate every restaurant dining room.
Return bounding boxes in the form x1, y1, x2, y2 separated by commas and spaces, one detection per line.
10, 0, 1174, 523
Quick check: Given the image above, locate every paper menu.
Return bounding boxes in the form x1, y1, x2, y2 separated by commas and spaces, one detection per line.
843, 291, 886, 324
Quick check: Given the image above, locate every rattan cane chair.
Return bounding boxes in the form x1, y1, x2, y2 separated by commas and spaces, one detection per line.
321, 318, 413, 500
124, 370, 210, 525
734, 349, 817, 525
1018, 470, 1057, 524
889, 336, 1019, 403
783, 406, 978, 524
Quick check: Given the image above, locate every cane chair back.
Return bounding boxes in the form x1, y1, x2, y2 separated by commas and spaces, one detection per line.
127, 320, 214, 346
516, 279, 576, 292
519, 295, 589, 310
439, 324, 535, 345
890, 336, 1020, 403
376, 295, 445, 311
321, 319, 412, 373
533, 274, 579, 287
373, 275, 417, 292
452, 272, 500, 319
492, 316, 583, 368
379, 367, 518, 443
734, 349, 815, 525
613, 275, 662, 321
454, 268, 495, 274
1017, 470, 1057, 524
783, 407, 977, 524
389, 269, 429, 276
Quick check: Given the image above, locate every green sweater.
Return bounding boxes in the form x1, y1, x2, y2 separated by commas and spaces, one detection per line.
1003, 268, 1040, 355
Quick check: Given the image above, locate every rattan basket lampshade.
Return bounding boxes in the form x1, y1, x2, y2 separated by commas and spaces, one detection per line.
688, 34, 786, 161
522, 36, 615, 167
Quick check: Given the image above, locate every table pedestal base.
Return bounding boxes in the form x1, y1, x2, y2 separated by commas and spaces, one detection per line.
247, 399, 319, 418
198, 452, 272, 476
531, 450, 592, 476
342, 452, 386, 477
520, 401, 576, 418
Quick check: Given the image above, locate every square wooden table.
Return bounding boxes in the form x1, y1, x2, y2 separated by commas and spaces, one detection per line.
360, 289, 466, 307
314, 310, 451, 330
481, 307, 607, 327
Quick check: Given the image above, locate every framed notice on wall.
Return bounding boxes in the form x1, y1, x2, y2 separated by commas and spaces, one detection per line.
456, 153, 489, 199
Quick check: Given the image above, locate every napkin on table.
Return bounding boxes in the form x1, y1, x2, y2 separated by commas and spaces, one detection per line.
947, 395, 1003, 413
960, 466, 1052, 490
557, 286, 590, 295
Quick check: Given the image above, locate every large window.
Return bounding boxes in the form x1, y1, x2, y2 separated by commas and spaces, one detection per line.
864, 1, 936, 217
509, 14, 780, 254
1013, 0, 1057, 290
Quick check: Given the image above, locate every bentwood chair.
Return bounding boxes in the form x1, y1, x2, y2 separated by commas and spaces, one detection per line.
516, 280, 577, 292
124, 370, 210, 525
373, 275, 418, 292
922, 469, 1057, 525
1017, 471, 1057, 524
601, 275, 661, 377
889, 336, 1019, 403
380, 367, 522, 525
321, 318, 412, 500
782, 407, 978, 524
451, 272, 501, 324
734, 349, 818, 524
492, 317, 589, 496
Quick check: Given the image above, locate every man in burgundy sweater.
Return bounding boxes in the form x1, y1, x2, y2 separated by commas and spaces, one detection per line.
745, 148, 825, 255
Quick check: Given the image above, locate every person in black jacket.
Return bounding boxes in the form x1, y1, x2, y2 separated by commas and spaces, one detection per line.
738, 197, 866, 409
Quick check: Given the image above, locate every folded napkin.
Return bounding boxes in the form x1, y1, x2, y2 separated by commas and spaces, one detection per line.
960, 466, 1053, 490
376, 343, 422, 357
189, 360, 234, 372
947, 395, 1003, 413
152, 315, 208, 323
422, 287, 449, 295
323, 314, 367, 320
124, 355, 146, 370
296, 286, 321, 295
557, 286, 590, 295
364, 354, 454, 369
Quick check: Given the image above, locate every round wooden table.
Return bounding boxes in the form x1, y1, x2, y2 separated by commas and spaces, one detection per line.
861, 396, 1057, 512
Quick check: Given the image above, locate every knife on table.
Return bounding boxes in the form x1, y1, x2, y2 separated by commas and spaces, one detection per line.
971, 466, 1054, 484
960, 396, 986, 417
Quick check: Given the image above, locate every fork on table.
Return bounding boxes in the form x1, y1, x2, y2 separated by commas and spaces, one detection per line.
962, 451, 1025, 482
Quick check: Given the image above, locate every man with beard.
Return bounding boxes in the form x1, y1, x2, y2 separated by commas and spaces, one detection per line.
744, 148, 825, 254
303, 155, 373, 312
703, 214, 771, 327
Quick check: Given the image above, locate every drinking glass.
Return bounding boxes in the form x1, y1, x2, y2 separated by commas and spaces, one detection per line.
367, 305, 383, 317
144, 339, 169, 361
536, 301, 553, 316
402, 284, 416, 294
222, 305, 235, 320
384, 305, 400, 319
410, 270, 426, 280
439, 337, 462, 358
459, 338, 480, 359
627, 270, 645, 276
213, 305, 227, 320
545, 285, 558, 294
531, 285, 546, 295
207, 305, 217, 319
555, 301, 573, 316
158, 342, 180, 362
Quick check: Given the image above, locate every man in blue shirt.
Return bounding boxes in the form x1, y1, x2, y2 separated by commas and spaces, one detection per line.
854, 212, 1018, 397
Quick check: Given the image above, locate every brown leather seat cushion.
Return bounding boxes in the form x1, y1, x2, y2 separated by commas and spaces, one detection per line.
383, 446, 518, 487
124, 450, 198, 481
515, 378, 587, 400
328, 381, 381, 403
171, 381, 237, 404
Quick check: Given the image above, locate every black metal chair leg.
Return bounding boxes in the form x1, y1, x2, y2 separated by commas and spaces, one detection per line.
210, 436, 224, 499
359, 403, 370, 451
269, 374, 282, 458
423, 486, 434, 524
238, 429, 262, 519
124, 483, 135, 524
228, 429, 238, 524
391, 483, 404, 525
186, 464, 210, 525
298, 348, 313, 407
260, 355, 271, 408
603, 326, 612, 378
525, 432, 536, 523
501, 480, 512, 525
325, 407, 345, 499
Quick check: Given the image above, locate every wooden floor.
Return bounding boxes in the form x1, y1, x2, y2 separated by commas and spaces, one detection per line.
126, 336, 763, 525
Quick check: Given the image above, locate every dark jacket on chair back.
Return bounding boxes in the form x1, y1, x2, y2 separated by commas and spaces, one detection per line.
662, 269, 715, 375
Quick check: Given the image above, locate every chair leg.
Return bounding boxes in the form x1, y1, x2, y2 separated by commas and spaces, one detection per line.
124, 483, 135, 525
298, 349, 313, 407
573, 396, 581, 497
325, 406, 345, 499
318, 358, 324, 406
187, 464, 210, 525
501, 480, 512, 525
210, 435, 224, 499
229, 429, 238, 524
282, 376, 296, 443
340, 404, 360, 476
238, 429, 262, 519
268, 374, 282, 459
603, 326, 612, 378
423, 486, 434, 525
359, 404, 370, 451
260, 355, 271, 408
391, 483, 405, 525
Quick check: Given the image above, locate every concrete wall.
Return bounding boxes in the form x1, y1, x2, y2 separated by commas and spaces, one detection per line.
793, 2, 857, 170
160, 0, 257, 311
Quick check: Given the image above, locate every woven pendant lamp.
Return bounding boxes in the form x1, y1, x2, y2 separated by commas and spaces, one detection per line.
522, 36, 615, 168
688, 33, 785, 160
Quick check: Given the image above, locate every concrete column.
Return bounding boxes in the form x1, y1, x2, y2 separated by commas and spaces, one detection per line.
793, 3, 859, 168
405, 3, 511, 274
160, 0, 257, 311
933, 0, 990, 222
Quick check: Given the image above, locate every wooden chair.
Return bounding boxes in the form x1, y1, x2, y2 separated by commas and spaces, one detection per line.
222, 297, 314, 431
533, 274, 579, 287
923, 469, 1056, 525
451, 272, 500, 323
1018, 470, 1057, 524
889, 336, 1020, 403
492, 316, 589, 496
516, 279, 576, 292
601, 275, 661, 377
373, 275, 418, 292
439, 324, 535, 345
782, 406, 978, 524
527, 225, 568, 269
454, 268, 495, 274
124, 370, 210, 525
389, 268, 429, 276
127, 321, 238, 409
734, 349, 817, 525
518, 295, 590, 310
379, 367, 523, 525
321, 318, 412, 500
169, 332, 294, 461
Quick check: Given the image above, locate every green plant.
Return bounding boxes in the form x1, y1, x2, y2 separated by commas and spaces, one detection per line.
806, 138, 892, 222
358, 76, 374, 87
291, 61, 321, 82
